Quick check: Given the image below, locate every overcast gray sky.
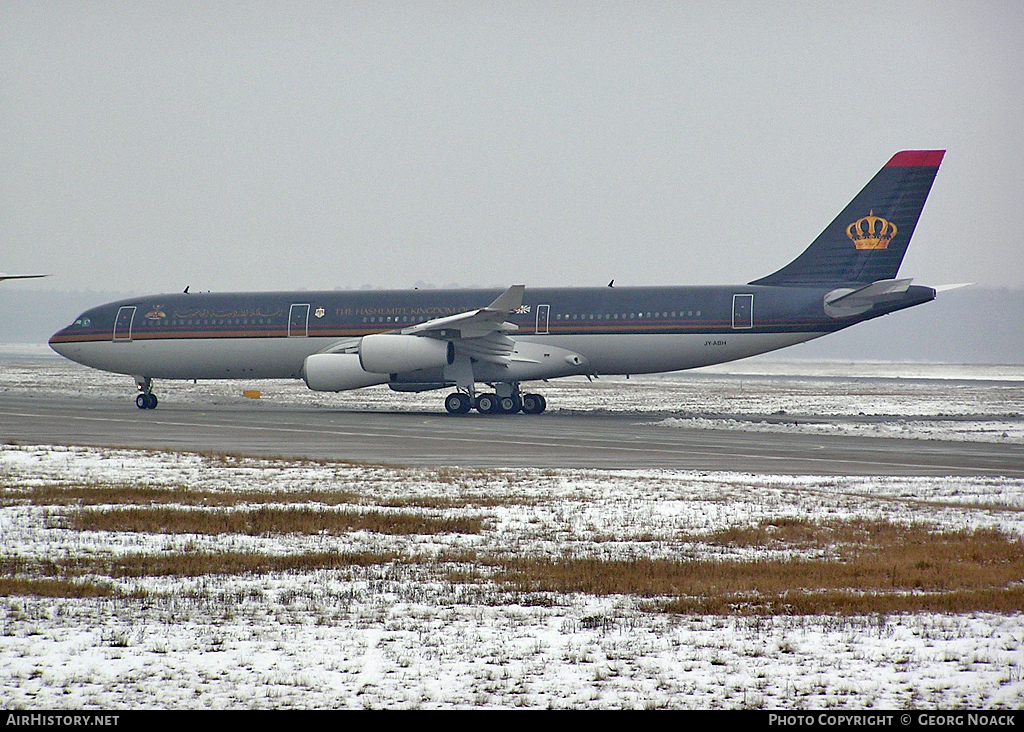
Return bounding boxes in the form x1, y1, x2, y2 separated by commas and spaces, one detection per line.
2, 1, 1022, 294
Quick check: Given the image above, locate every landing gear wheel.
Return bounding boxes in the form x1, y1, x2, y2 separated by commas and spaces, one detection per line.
135, 393, 158, 410
444, 392, 471, 415
497, 395, 521, 414
521, 393, 546, 415
475, 393, 498, 414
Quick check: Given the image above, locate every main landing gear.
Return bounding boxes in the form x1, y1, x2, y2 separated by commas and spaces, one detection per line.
443, 385, 546, 415
134, 376, 158, 410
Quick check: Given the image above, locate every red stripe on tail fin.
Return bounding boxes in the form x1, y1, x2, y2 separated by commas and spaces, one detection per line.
885, 150, 945, 167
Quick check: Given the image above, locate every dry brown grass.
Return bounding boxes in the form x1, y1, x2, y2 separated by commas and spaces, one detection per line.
0, 577, 116, 598
486, 520, 1024, 615
2, 549, 478, 581
6, 470, 1024, 616
13, 483, 361, 507
5, 483, 527, 510
54, 505, 482, 536
659, 586, 1024, 615
6, 517, 1023, 613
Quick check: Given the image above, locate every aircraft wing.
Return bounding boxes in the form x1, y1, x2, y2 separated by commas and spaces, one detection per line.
396, 285, 525, 365
400, 284, 524, 339
319, 337, 361, 355
318, 285, 526, 365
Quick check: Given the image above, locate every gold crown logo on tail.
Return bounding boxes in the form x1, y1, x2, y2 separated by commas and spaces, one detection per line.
846, 210, 897, 250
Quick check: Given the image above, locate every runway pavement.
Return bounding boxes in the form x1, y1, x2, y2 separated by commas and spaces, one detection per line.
2, 391, 1023, 477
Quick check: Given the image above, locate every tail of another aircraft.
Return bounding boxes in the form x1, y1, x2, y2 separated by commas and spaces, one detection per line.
750, 150, 945, 287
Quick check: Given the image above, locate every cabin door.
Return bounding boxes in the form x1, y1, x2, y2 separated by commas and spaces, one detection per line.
288, 304, 310, 337
732, 294, 753, 329
536, 304, 550, 335
113, 306, 136, 341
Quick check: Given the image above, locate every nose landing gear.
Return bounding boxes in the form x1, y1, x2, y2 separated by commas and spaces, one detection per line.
134, 376, 158, 410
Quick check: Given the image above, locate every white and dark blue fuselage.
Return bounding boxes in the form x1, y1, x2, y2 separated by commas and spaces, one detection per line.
48, 150, 946, 414
48, 283, 935, 406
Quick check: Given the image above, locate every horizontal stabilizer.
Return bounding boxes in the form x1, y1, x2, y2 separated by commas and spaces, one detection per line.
824, 278, 913, 318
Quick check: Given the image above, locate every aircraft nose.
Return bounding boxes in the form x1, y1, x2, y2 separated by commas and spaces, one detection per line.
49, 326, 76, 359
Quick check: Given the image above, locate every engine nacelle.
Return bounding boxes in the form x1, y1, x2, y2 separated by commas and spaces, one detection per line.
303, 353, 389, 392
358, 334, 454, 374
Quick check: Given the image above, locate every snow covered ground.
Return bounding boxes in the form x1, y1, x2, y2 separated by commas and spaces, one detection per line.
4, 343, 1024, 443
2, 346, 1024, 708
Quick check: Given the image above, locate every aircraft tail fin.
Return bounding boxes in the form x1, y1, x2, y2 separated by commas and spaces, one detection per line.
750, 150, 945, 287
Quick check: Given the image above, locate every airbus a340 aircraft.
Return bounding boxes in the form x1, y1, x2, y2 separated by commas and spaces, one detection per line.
0, 272, 48, 282
51, 150, 945, 414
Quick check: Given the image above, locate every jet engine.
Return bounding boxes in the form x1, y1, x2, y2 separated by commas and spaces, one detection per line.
303, 353, 388, 392
358, 334, 454, 374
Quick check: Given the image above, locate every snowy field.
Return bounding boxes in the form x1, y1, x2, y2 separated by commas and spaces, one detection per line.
2, 346, 1024, 709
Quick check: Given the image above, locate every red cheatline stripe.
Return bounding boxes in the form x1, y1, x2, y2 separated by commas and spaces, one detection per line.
885, 150, 945, 168
51, 324, 829, 344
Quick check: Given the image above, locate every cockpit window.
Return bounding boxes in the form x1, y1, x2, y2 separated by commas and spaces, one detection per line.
73, 317, 91, 328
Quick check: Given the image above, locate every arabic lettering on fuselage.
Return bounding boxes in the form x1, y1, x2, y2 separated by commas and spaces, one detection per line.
172, 308, 285, 319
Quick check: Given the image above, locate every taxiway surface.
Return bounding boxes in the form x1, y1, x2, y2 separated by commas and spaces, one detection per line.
3, 391, 1022, 477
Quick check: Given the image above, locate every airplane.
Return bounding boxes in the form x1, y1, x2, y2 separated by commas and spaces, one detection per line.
50, 150, 945, 414
0, 272, 48, 282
